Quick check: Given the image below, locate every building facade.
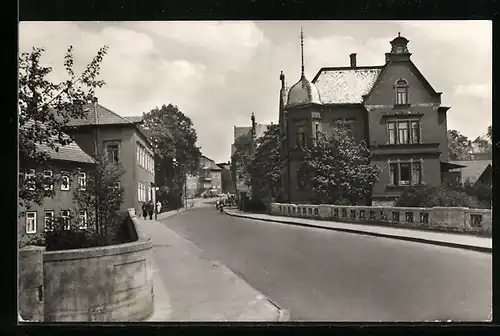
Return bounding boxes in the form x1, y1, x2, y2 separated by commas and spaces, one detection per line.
216, 161, 236, 194
64, 100, 155, 214
279, 32, 457, 205
185, 155, 223, 197
18, 140, 95, 238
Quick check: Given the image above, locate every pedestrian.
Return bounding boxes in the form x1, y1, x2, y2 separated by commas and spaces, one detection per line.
156, 200, 162, 215
141, 202, 147, 220
148, 200, 154, 220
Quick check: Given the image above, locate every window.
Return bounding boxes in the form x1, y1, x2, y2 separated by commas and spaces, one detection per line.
61, 171, 70, 191
313, 122, 321, 146
43, 170, 53, 191
137, 144, 140, 164
78, 172, 86, 190
25, 169, 35, 191
61, 210, 70, 230
389, 161, 423, 186
25, 211, 37, 234
140, 146, 144, 168
399, 163, 410, 185
44, 210, 54, 232
297, 125, 306, 148
395, 79, 408, 105
387, 120, 420, 145
412, 162, 422, 185
78, 210, 87, 229
106, 144, 119, 163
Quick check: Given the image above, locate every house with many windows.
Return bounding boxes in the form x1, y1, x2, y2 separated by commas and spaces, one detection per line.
63, 99, 155, 214
18, 136, 95, 238
279, 32, 459, 205
185, 155, 223, 197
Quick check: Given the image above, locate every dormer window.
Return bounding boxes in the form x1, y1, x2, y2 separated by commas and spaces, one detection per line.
395, 79, 408, 105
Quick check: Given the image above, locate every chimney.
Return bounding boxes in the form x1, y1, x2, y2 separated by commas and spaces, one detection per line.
350, 53, 357, 67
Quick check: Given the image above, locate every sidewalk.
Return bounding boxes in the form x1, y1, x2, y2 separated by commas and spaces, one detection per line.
135, 215, 289, 322
224, 209, 492, 253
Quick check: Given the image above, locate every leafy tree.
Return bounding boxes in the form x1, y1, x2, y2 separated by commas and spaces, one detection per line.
300, 120, 380, 205
472, 125, 492, 154
72, 153, 125, 238
141, 104, 201, 208
247, 124, 282, 202
18, 45, 108, 210
447, 129, 473, 160
231, 132, 253, 193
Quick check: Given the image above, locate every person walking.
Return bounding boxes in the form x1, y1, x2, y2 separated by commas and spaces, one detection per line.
148, 200, 154, 220
141, 202, 147, 220
156, 200, 162, 215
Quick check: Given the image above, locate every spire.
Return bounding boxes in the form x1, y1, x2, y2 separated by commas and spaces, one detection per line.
398, 32, 401, 37
300, 27, 305, 77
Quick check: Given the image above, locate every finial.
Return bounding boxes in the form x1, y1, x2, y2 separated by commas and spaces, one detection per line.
300, 27, 305, 77
398, 32, 401, 37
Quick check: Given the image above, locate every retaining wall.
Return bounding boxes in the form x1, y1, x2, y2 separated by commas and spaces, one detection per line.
19, 209, 154, 322
270, 203, 492, 236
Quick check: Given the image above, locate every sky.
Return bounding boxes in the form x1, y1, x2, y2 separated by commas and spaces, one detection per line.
19, 21, 492, 164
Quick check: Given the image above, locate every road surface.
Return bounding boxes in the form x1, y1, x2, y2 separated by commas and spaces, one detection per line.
160, 207, 492, 322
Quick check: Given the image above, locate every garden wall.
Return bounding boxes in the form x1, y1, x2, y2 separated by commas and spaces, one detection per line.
270, 203, 492, 236
19, 209, 154, 322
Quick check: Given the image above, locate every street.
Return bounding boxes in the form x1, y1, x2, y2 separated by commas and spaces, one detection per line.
160, 207, 492, 322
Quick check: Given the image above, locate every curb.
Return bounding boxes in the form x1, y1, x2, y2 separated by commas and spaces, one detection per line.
225, 210, 492, 254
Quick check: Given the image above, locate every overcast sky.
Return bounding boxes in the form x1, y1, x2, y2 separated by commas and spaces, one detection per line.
19, 21, 491, 163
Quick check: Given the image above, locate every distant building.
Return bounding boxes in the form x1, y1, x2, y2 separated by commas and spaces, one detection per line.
64, 99, 155, 214
18, 129, 95, 238
216, 161, 236, 194
185, 155, 222, 197
449, 160, 492, 186
232, 114, 272, 200
279, 31, 457, 206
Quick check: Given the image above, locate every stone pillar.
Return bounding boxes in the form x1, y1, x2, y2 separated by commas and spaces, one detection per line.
19, 246, 45, 322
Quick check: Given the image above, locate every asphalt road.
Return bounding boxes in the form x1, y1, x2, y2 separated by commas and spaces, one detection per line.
160, 207, 492, 322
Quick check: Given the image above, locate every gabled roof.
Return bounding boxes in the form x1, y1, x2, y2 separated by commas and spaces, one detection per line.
66, 103, 135, 126
20, 120, 95, 164
37, 142, 95, 164
450, 160, 492, 184
201, 155, 222, 171
125, 116, 143, 123
312, 66, 383, 104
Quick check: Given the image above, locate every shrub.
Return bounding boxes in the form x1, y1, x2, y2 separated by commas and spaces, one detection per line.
395, 184, 485, 208
244, 199, 267, 213
19, 233, 46, 249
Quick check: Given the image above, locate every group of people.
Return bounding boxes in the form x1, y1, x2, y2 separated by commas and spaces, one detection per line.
141, 200, 163, 220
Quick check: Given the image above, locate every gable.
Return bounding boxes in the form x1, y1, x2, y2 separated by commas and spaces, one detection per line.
66, 103, 134, 126
365, 60, 439, 102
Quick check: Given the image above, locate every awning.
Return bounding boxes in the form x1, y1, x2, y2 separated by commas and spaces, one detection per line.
441, 161, 467, 171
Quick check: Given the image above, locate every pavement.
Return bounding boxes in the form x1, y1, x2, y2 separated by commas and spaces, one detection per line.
224, 209, 492, 254
160, 207, 492, 321
136, 206, 289, 322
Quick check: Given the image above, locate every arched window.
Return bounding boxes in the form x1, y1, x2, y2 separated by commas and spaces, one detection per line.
395, 79, 408, 105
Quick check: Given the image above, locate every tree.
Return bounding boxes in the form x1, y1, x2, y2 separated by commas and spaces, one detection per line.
472, 125, 492, 154
72, 153, 125, 240
18, 45, 108, 210
300, 120, 380, 205
247, 124, 282, 202
141, 104, 201, 208
231, 132, 253, 193
447, 129, 473, 160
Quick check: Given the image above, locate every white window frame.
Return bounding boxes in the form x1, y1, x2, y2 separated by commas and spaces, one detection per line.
61, 210, 71, 230
43, 170, 53, 191
25, 211, 37, 234
25, 169, 36, 191
136, 143, 141, 165
388, 159, 423, 186
44, 210, 54, 232
78, 171, 86, 190
61, 171, 70, 191
78, 210, 88, 230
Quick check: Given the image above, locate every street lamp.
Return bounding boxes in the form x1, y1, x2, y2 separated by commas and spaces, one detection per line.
172, 158, 187, 211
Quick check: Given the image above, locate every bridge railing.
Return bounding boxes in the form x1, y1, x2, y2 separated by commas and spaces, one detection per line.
271, 203, 491, 236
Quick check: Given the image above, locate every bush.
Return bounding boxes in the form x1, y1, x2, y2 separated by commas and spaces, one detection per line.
19, 233, 46, 249
395, 184, 485, 208
244, 199, 267, 213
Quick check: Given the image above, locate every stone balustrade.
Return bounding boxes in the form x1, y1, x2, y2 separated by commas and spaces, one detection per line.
270, 203, 492, 235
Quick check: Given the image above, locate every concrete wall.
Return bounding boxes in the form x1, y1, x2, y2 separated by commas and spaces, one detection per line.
270, 203, 492, 236
18, 209, 154, 322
